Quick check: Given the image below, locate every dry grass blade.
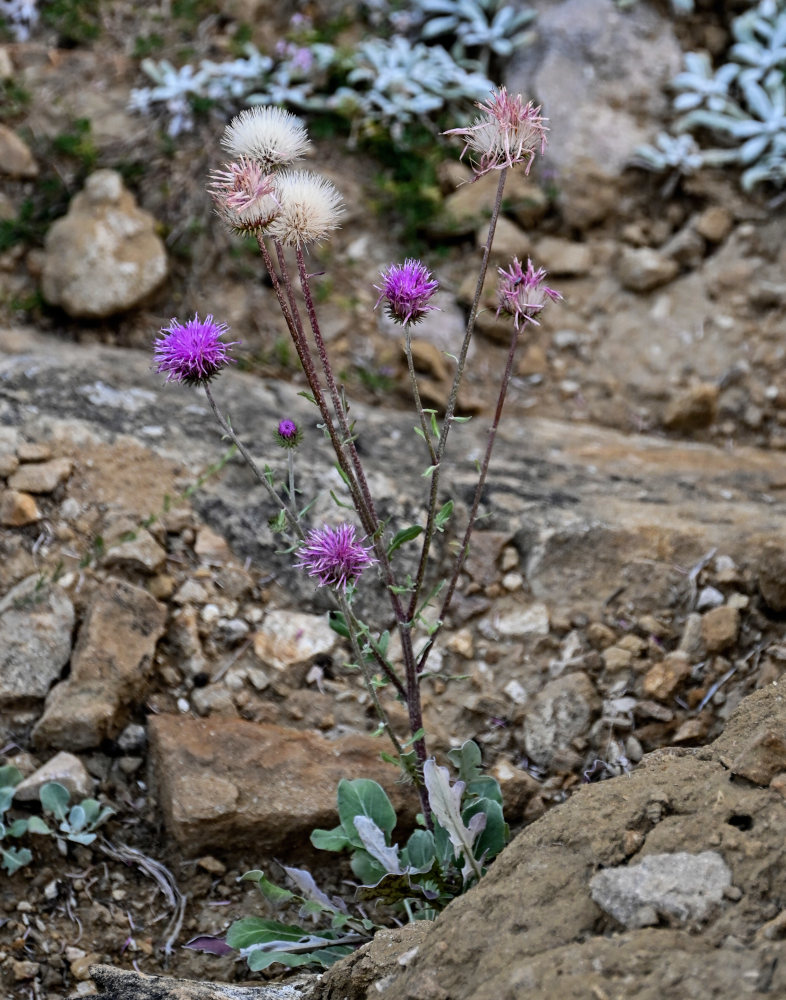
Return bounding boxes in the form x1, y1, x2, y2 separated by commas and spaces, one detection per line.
99, 839, 186, 955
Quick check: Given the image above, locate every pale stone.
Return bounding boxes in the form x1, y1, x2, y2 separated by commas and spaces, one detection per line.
40, 169, 167, 318
8, 457, 73, 493
14, 751, 93, 802
252, 609, 338, 674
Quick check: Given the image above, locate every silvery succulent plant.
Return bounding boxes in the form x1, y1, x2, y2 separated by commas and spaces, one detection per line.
336, 37, 493, 137
415, 0, 536, 72
633, 0, 786, 191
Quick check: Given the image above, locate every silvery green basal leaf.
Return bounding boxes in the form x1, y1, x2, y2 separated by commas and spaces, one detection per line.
423, 759, 485, 882
353, 815, 402, 874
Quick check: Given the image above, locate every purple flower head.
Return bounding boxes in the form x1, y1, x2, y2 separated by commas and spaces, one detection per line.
276, 418, 303, 448
495, 257, 562, 330
294, 523, 376, 592
374, 259, 439, 326
444, 88, 548, 181
154, 314, 238, 386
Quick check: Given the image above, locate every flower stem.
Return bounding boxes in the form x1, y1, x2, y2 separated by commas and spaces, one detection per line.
407, 168, 509, 627
418, 317, 522, 673
203, 383, 302, 540
404, 325, 437, 467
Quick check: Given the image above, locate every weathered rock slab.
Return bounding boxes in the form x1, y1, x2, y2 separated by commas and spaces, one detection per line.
0, 575, 75, 704
32, 578, 166, 749
148, 715, 416, 856
315, 681, 786, 1000
589, 850, 731, 928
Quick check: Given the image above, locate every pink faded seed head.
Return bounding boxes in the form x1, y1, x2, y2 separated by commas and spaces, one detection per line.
444, 88, 548, 181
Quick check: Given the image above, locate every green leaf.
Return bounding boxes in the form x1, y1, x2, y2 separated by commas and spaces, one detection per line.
466, 775, 503, 806
310, 826, 352, 852
329, 489, 355, 510
421, 465, 437, 478
5, 818, 28, 838
403, 829, 436, 870
225, 917, 306, 951
349, 849, 387, 886
463, 798, 509, 864
240, 870, 296, 904
446, 740, 483, 784
269, 509, 288, 533
26, 816, 52, 836
297, 390, 318, 405
337, 779, 396, 846
0, 765, 23, 789
328, 610, 350, 639
434, 499, 454, 532
66, 804, 87, 832
387, 525, 423, 558
1, 844, 32, 875
39, 782, 70, 821
430, 411, 440, 438
334, 463, 351, 487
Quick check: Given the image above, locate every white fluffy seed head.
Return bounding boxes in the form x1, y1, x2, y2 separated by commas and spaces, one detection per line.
268, 170, 344, 247
221, 107, 311, 171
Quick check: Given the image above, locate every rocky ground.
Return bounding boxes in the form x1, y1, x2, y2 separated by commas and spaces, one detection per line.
1, 1, 786, 998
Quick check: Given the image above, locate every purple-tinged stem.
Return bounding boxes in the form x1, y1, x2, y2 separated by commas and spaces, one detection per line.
418, 317, 522, 673
295, 249, 431, 816
404, 326, 437, 467
407, 168, 509, 627
203, 382, 302, 539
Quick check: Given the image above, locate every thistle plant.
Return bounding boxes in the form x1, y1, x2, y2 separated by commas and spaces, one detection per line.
156, 91, 560, 966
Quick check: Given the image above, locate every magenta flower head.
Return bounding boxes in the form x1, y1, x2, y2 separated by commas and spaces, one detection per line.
276, 418, 303, 448
374, 259, 439, 326
294, 523, 376, 592
444, 88, 547, 180
154, 314, 238, 386
496, 257, 562, 330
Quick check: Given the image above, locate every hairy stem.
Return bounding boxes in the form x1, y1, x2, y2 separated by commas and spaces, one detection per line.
418, 318, 522, 673
404, 326, 437, 467
203, 383, 302, 539
407, 168, 509, 627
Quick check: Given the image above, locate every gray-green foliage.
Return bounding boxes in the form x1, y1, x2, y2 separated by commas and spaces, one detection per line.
217, 741, 508, 971
129, 0, 537, 141
634, 0, 786, 190
0, 766, 114, 875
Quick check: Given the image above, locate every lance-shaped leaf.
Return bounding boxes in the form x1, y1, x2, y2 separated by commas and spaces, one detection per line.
282, 865, 347, 913
352, 815, 402, 875
423, 758, 485, 882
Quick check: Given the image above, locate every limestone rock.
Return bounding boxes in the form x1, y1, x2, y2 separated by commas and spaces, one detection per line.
0, 123, 38, 178
663, 383, 719, 432
41, 169, 167, 318
589, 851, 732, 928
8, 457, 73, 493
701, 605, 740, 653
535, 236, 593, 276
148, 715, 416, 855
252, 609, 338, 679
642, 652, 691, 701
83, 964, 314, 1000
523, 671, 600, 769
33, 578, 166, 749
0, 489, 40, 526
508, 0, 681, 177
0, 575, 75, 704
618, 246, 680, 292
14, 751, 93, 803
